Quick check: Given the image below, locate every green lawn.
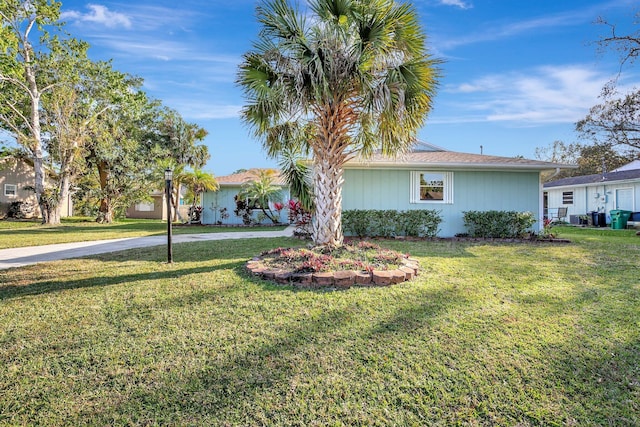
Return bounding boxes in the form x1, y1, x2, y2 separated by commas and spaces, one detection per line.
0, 217, 287, 249
0, 228, 638, 425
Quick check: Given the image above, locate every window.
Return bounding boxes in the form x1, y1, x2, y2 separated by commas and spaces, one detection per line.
135, 202, 155, 212
4, 184, 17, 197
410, 171, 453, 204
562, 191, 573, 205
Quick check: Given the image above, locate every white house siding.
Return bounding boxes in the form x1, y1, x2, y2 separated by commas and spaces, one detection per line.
545, 180, 639, 223
342, 168, 541, 237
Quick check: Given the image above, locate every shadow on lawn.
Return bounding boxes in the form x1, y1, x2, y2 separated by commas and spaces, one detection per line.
0, 221, 165, 236
550, 333, 640, 424
0, 261, 242, 301
96, 286, 464, 424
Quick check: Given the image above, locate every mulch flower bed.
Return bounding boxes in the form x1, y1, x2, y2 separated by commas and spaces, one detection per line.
246, 241, 420, 289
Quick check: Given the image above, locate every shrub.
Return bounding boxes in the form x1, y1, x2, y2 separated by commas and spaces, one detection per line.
233, 196, 253, 225
7, 201, 25, 219
343, 209, 442, 238
7, 201, 36, 219
462, 210, 536, 238
342, 210, 371, 237
287, 200, 313, 238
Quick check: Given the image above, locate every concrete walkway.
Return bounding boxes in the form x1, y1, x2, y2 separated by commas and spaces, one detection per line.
0, 226, 295, 270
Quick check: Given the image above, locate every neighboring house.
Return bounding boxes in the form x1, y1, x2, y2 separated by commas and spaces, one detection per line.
0, 157, 72, 218
341, 142, 571, 236
543, 160, 640, 225
125, 187, 189, 221
202, 144, 570, 235
201, 169, 290, 225
125, 190, 168, 220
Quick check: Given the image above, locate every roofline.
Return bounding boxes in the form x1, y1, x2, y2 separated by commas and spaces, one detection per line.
344, 160, 575, 171
544, 177, 640, 190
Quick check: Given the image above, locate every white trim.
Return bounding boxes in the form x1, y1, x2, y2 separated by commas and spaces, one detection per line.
410, 171, 453, 204
4, 184, 17, 197
544, 178, 640, 190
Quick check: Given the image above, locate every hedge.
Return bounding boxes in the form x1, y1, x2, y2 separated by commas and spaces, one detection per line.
342, 209, 442, 238
462, 210, 536, 238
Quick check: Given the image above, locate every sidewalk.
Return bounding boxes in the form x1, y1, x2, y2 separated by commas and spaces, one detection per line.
0, 226, 295, 270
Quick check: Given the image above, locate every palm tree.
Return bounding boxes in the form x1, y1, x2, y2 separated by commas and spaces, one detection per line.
278, 147, 314, 212
238, 0, 440, 246
238, 169, 283, 223
181, 169, 219, 222
181, 169, 219, 207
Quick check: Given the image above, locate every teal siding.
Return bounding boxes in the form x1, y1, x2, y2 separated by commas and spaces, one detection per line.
201, 186, 289, 225
343, 168, 541, 237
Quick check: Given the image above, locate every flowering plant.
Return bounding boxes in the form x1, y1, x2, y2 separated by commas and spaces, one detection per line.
539, 218, 556, 239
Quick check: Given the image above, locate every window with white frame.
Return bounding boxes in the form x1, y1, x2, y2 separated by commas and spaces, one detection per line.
410, 171, 453, 203
134, 202, 155, 212
562, 191, 573, 205
4, 184, 17, 197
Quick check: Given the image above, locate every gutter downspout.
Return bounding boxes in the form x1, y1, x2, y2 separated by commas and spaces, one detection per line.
547, 167, 561, 181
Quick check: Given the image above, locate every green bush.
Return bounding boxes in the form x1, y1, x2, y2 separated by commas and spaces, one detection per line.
343, 209, 442, 238
462, 210, 536, 238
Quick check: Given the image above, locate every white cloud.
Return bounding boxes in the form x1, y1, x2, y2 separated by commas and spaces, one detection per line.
437, 65, 615, 125
438, 0, 472, 9
166, 101, 242, 120
433, 3, 611, 51
62, 4, 132, 29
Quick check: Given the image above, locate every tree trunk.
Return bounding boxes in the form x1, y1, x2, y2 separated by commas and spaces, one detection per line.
310, 99, 351, 246
25, 61, 46, 223
312, 157, 344, 246
172, 181, 182, 222
96, 161, 113, 223
45, 176, 69, 226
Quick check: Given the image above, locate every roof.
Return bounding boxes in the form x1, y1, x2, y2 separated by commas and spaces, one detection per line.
544, 168, 640, 188
345, 148, 573, 171
611, 159, 640, 172
216, 168, 287, 186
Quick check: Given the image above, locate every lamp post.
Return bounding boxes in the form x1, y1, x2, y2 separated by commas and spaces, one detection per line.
165, 168, 173, 263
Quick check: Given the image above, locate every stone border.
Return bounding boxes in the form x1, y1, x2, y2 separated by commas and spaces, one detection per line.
246, 257, 420, 289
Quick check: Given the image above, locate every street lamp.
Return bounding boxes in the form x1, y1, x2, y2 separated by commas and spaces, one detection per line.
165, 168, 173, 263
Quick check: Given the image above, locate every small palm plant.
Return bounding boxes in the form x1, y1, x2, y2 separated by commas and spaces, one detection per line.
238, 169, 283, 224
181, 169, 219, 223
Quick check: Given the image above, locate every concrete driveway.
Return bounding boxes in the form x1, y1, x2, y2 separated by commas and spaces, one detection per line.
0, 226, 295, 270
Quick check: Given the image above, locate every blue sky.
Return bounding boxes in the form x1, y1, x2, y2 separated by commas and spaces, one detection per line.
58, 0, 639, 176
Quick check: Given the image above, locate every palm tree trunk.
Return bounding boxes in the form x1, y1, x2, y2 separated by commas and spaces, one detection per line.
312, 156, 344, 246
311, 99, 352, 246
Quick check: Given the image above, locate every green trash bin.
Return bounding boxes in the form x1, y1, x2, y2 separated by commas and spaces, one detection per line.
610, 210, 633, 229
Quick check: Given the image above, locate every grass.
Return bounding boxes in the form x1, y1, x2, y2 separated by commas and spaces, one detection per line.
0, 217, 287, 249
0, 228, 638, 425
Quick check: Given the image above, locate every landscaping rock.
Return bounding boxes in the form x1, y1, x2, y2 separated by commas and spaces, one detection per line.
275, 271, 291, 284
399, 266, 415, 280
372, 270, 394, 286
246, 249, 420, 289
333, 271, 356, 288
262, 269, 280, 280
313, 272, 334, 286
290, 272, 314, 285
248, 265, 267, 276
389, 270, 406, 284
354, 271, 373, 285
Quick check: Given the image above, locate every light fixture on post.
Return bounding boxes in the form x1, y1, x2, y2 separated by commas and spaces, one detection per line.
165, 168, 173, 263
